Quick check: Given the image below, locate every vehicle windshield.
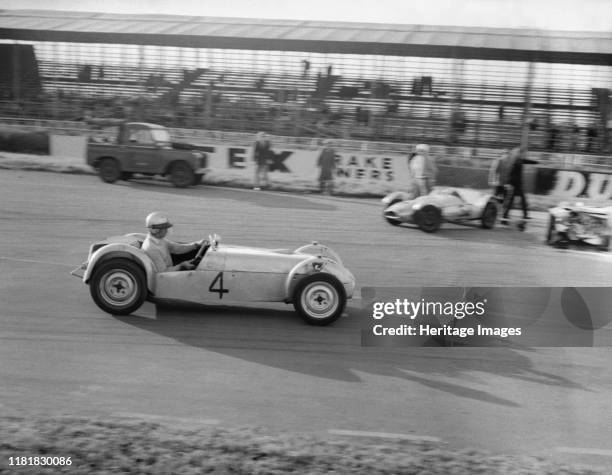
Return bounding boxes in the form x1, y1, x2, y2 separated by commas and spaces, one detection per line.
151, 128, 171, 143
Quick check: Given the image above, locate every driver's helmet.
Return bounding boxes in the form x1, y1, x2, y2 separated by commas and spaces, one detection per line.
415, 143, 430, 154
145, 212, 173, 230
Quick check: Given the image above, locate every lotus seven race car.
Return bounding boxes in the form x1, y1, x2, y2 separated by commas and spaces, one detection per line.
71, 234, 355, 325
546, 202, 611, 251
382, 187, 498, 233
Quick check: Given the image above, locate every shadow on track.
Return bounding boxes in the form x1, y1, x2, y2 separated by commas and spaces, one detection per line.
112, 301, 588, 408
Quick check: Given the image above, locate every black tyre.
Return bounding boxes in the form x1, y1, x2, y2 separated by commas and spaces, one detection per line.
89, 259, 147, 315
546, 216, 557, 245
480, 201, 498, 229
169, 161, 195, 188
414, 205, 441, 233
293, 273, 346, 326
99, 158, 121, 183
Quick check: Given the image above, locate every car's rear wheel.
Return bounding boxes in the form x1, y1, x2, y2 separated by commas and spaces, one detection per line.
415, 205, 441, 233
293, 274, 346, 326
99, 158, 121, 183
89, 259, 147, 315
480, 200, 498, 229
169, 161, 195, 188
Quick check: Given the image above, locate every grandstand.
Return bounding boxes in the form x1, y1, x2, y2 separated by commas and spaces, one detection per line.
0, 9, 610, 154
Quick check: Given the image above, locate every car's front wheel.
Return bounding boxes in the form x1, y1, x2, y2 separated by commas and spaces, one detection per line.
293, 274, 346, 326
89, 259, 147, 315
480, 200, 498, 229
415, 205, 441, 233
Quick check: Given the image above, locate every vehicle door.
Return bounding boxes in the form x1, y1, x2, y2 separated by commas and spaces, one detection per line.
124, 124, 163, 173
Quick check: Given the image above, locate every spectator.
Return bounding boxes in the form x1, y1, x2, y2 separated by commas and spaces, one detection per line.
488, 149, 510, 203
317, 139, 337, 195
501, 147, 538, 228
409, 144, 437, 196
253, 131, 271, 190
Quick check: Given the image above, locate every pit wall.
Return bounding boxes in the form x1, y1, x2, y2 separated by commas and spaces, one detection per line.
46, 129, 612, 205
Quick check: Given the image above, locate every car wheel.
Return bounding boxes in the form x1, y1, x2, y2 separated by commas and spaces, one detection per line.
99, 158, 121, 183
481, 200, 498, 229
415, 205, 441, 233
293, 274, 346, 326
546, 216, 556, 245
89, 259, 147, 315
169, 161, 195, 188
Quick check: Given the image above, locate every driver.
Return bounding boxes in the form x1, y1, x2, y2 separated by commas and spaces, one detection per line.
142, 212, 205, 272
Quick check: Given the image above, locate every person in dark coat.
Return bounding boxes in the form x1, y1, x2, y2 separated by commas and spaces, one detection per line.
253, 131, 271, 190
317, 139, 337, 195
501, 147, 538, 226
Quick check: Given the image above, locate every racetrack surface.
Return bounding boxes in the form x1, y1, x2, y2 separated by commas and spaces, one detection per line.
1, 170, 612, 466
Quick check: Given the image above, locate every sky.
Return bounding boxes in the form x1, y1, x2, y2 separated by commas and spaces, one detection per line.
1, 0, 612, 32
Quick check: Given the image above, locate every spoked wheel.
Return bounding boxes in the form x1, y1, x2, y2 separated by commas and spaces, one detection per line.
89, 259, 147, 315
481, 201, 498, 229
293, 274, 346, 326
415, 205, 441, 233
98, 158, 121, 183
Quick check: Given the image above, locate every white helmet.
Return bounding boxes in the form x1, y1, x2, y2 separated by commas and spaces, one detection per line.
415, 143, 430, 154
145, 212, 173, 229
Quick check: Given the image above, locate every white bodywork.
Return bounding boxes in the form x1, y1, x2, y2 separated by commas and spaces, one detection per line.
383, 187, 495, 227
74, 234, 355, 305
548, 202, 612, 249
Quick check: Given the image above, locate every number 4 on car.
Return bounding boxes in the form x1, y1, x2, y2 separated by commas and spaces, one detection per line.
71, 234, 356, 326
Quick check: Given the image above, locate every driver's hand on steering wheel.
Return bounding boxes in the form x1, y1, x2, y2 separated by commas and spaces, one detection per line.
195, 238, 209, 248
180, 260, 196, 271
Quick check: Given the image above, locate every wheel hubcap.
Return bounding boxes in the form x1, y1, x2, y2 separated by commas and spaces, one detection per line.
301, 282, 339, 319
99, 270, 137, 307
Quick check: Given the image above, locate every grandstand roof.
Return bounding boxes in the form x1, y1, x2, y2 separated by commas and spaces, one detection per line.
0, 9, 611, 65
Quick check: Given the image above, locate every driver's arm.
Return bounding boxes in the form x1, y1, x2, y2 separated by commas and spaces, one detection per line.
167, 240, 200, 255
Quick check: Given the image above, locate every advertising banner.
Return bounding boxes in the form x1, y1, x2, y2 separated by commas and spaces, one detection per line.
535, 168, 612, 200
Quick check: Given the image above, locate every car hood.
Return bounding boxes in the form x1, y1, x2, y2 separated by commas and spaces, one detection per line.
214, 244, 318, 273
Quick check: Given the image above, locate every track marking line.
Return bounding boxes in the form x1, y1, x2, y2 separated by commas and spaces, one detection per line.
328, 429, 441, 443
556, 447, 612, 457
116, 412, 221, 426
0, 256, 77, 267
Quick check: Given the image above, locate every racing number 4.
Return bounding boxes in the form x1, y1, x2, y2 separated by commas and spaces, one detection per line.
209, 272, 229, 299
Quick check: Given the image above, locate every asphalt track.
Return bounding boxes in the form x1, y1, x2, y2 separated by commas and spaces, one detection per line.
1, 170, 612, 465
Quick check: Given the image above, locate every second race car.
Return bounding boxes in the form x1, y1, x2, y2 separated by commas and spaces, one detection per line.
382, 187, 498, 233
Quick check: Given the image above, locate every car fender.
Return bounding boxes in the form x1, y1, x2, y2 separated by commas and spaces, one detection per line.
83, 243, 157, 293
293, 243, 343, 265
283, 257, 355, 302
382, 190, 414, 206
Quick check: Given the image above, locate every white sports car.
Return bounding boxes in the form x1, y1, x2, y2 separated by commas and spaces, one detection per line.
382, 188, 498, 233
547, 202, 611, 251
71, 234, 355, 325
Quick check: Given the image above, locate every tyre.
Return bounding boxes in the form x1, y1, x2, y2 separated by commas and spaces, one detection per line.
293, 273, 346, 326
89, 259, 147, 315
480, 200, 498, 229
98, 158, 121, 183
546, 216, 557, 245
414, 205, 441, 233
169, 161, 195, 188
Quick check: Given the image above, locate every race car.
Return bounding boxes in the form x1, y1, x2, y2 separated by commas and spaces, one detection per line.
546, 202, 611, 251
382, 187, 498, 233
71, 234, 355, 325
